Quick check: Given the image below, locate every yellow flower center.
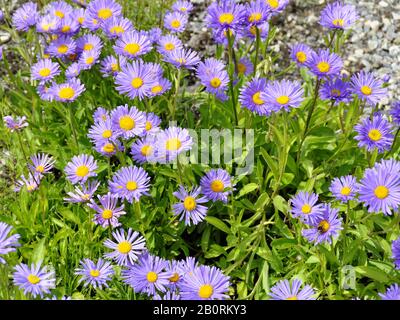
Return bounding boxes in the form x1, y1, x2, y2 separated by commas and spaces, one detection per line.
331, 89, 341, 97
180, 7, 187, 12
237, 63, 247, 74
58, 87, 75, 100
340, 186, 351, 196
117, 241, 132, 254
119, 116, 135, 130
27, 185, 36, 191
317, 62, 330, 73
296, 51, 307, 63
147, 271, 158, 283
102, 130, 112, 138
131, 77, 144, 89
249, 12, 262, 22
36, 165, 45, 173
198, 284, 213, 299
124, 43, 141, 55
55, 10, 64, 18
39, 68, 51, 77
210, 180, 224, 192
176, 58, 186, 64
301, 204, 312, 214
81, 194, 91, 200
165, 43, 175, 51
151, 85, 163, 94
361, 85, 372, 95
210, 77, 221, 88
166, 138, 182, 151
86, 56, 94, 65
219, 13, 234, 24
374, 185, 389, 199
92, 18, 99, 25
102, 209, 113, 219
276, 95, 290, 105
171, 19, 181, 29
267, 0, 279, 9
110, 26, 125, 34
78, 17, 85, 24
249, 25, 257, 35
90, 269, 100, 277
84, 43, 94, 51
111, 63, 119, 72
368, 129, 382, 141
169, 273, 180, 283
318, 220, 330, 233
61, 25, 71, 33
333, 19, 344, 27
252, 91, 264, 105
287, 296, 298, 300
43, 54, 50, 59
145, 121, 152, 131
76, 165, 89, 177
126, 181, 138, 191
57, 44, 68, 54
98, 8, 113, 19
141, 145, 153, 156
102, 143, 115, 153
27, 274, 40, 284
183, 196, 196, 211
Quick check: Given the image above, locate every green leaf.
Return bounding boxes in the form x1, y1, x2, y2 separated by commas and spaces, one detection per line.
32, 238, 46, 264
354, 266, 389, 283
205, 216, 231, 234
273, 195, 288, 214
271, 238, 297, 249
236, 183, 259, 199
260, 147, 279, 179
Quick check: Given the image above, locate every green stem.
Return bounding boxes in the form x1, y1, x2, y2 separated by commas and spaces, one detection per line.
16, 133, 39, 186
386, 127, 400, 157
253, 26, 260, 76
172, 68, 182, 121
68, 106, 80, 153
226, 31, 238, 126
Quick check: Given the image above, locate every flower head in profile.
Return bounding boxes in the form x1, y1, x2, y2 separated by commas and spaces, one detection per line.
379, 284, 400, 300
269, 279, 315, 300
392, 236, 400, 270
49, 78, 85, 103
14, 173, 41, 193
290, 43, 314, 67
329, 175, 358, 203
142, 112, 161, 136
306, 49, 343, 78
0, 222, 20, 264
147, 27, 163, 43
302, 203, 343, 244
164, 11, 188, 33
29, 153, 55, 177
114, 31, 152, 59
89, 192, 126, 228
111, 104, 146, 139
31, 59, 60, 83
64, 180, 100, 203
320, 1, 358, 30
261, 80, 304, 112
3, 115, 28, 132
350, 71, 388, 106
354, 114, 393, 153
104, 228, 146, 266
236, 57, 253, 76
390, 101, 400, 126
320, 77, 352, 105
163, 48, 201, 70
12, 2, 38, 32
178, 265, 230, 300
13, 262, 56, 298
75, 258, 114, 289
290, 191, 324, 225
156, 127, 193, 163
64, 154, 97, 185
93, 107, 110, 123
200, 169, 233, 203
66, 62, 82, 79
172, 186, 209, 226
242, 21, 269, 40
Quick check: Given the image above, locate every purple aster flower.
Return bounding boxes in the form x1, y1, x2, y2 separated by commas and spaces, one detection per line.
306, 49, 343, 78
242, 21, 269, 40
0, 222, 20, 264
3, 115, 28, 132
179, 265, 230, 300
47, 36, 76, 58
382, 74, 391, 83
172, 0, 194, 14
236, 57, 253, 76
82, 14, 102, 31
320, 77, 352, 105
141, 112, 161, 136
114, 31, 152, 59
103, 16, 134, 39
31, 59, 60, 83
14, 173, 41, 193
390, 101, 400, 125
264, 0, 289, 14
156, 127, 193, 163
74, 8, 86, 26
94, 140, 124, 157
104, 228, 146, 266
57, 14, 80, 36
290, 43, 314, 67
108, 166, 151, 203
37, 82, 55, 101
329, 175, 358, 203
269, 279, 315, 300
179, 257, 199, 277
94, 107, 110, 123
86, 0, 122, 23
110, 104, 146, 138
49, 78, 85, 103
147, 27, 162, 44
350, 71, 388, 106
206, 0, 246, 33
64, 180, 100, 203
46, 1, 73, 19
197, 58, 229, 98
290, 191, 324, 225
115, 61, 157, 100
78, 49, 101, 70
392, 236, 400, 270
212, 27, 241, 45
76, 34, 103, 53
164, 11, 188, 33
172, 186, 209, 226
13, 262, 56, 298
245, 0, 271, 26
157, 34, 183, 55
122, 252, 172, 296
165, 260, 185, 290
130, 135, 158, 164
89, 192, 126, 228
100, 55, 127, 77
379, 284, 400, 300
65, 62, 81, 79
29, 153, 55, 177
302, 203, 343, 244
75, 258, 114, 289
12, 2, 38, 32
354, 114, 394, 153
261, 79, 304, 112
88, 119, 116, 144
154, 291, 181, 300
149, 78, 172, 98
36, 17, 59, 34
200, 169, 233, 203
64, 154, 97, 185
358, 159, 400, 215
163, 48, 201, 70
239, 77, 271, 115
320, 1, 358, 30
